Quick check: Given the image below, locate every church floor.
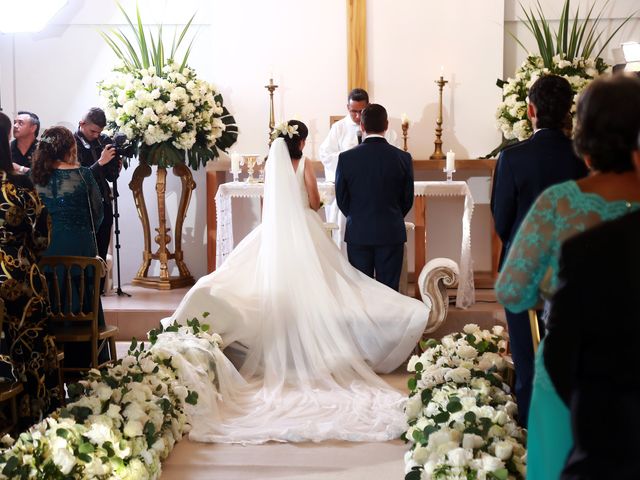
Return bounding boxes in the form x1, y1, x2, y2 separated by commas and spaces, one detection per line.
107, 283, 505, 479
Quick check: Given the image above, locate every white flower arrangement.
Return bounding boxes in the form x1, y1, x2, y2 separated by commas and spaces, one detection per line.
98, 62, 237, 170
495, 54, 609, 142
404, 324, 527, 480
0, 317, 222, 479
270, 121, 299, 141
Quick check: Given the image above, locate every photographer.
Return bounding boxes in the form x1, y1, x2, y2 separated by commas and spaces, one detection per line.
74, 107, 119, 291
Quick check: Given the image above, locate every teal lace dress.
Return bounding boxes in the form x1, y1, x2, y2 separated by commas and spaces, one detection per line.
35, 167, 107, 366
495, 180, 639, 480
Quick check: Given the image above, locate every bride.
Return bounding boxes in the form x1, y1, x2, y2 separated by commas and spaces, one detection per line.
161, 120, 429, 444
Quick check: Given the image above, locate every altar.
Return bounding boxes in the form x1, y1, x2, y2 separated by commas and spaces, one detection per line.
212, 179, 475, 308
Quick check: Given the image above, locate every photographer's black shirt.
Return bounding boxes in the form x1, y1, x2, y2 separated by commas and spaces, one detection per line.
10, 139, 37, 167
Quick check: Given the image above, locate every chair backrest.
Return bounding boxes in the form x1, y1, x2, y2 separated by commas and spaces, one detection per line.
39, 256, 103, 331
528, 309, 541, 353
330, 115, 344, 128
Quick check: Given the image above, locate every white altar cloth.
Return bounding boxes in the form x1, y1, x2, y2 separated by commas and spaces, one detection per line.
214, 180, 474, 307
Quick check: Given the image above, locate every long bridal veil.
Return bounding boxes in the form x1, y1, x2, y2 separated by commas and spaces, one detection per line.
160, 138, 428, 443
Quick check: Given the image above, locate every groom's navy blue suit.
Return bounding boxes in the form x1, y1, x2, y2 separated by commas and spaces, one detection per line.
335, 136, 414, 291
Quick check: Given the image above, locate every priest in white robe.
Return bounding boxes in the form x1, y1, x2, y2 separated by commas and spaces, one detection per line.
319, 88, 397, 253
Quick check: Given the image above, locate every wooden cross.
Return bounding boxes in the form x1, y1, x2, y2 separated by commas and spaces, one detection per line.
347, 0, 367, 92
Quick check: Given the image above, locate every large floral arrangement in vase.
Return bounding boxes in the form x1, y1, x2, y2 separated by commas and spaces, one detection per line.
98, 2, 238, 289
491, 0, 633, 157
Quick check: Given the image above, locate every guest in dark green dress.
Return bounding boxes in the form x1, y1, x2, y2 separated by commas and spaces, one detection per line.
31, 126, 109, 367
0, 112, 61, 427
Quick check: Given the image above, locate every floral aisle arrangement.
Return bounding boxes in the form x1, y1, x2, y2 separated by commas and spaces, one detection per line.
404, 324, 527, 480
0, 318, 222, 479
98, 2, 237, 169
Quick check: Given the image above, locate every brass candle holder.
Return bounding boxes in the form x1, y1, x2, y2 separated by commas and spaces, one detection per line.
429, 75, 448, 160
265, 77, 278, 146
401, 122, 409, 152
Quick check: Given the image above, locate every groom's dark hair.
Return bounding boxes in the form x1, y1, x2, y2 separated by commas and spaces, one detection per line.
361, 104, 388, 133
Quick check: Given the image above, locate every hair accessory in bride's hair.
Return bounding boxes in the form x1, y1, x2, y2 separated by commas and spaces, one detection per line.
270, 121, 299, 141
39, 136, 54, 145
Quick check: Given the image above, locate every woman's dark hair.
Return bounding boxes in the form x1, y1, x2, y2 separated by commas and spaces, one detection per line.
32, 126, 77, 186
573, 74, 640, 173
280, 120, 308, 160
0, 112, 33, 189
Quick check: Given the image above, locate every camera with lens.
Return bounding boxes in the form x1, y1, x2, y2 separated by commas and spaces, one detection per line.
112, 132, 136, 158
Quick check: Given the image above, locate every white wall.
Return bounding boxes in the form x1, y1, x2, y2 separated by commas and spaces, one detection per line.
0, 0, 637, 284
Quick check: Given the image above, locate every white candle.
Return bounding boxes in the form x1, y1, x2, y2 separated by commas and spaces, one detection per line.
446, 150, 456, 172
230, 152, 241, 174
440, 65, 445, 77
401, 113, 409, 126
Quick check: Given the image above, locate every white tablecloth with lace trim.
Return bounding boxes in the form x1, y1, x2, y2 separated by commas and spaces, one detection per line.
413, 181, 475, 309
215, 180, 474, 308
215, 181, 336, 268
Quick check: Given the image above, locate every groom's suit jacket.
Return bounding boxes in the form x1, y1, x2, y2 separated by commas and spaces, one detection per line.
335, 136, 413, 246
544, 210, 640, 479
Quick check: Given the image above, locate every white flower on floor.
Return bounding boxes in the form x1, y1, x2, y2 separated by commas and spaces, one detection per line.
404, 324, 527, 480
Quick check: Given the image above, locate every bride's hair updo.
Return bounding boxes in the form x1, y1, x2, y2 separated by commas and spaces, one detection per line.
276, 120, 308, 160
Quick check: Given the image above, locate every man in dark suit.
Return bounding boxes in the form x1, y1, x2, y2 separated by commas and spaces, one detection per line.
490, 74, 588, 426
335, 103, 413, 291
544, 206, 640, 479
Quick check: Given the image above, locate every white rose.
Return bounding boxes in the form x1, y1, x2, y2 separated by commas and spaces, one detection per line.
492, 325, 505, 336
493, 411, 509, 425
139, 356, 157, 374
463, 324, 480, 334
447, 447, 472, 467
412, 445, 430, 465
457, 345, 478, 360
405, 394, 423, 420
50, 437, 76, 475
124, 420, 144, 438
462, 433, 484, 449
407, 355, 420, 372
481, 453, 505, 472
84, 422, 113, 445
494, 440, 513, 460
95, 384, 113, 402
441, 336, 456, 349
445, 367, 471, 384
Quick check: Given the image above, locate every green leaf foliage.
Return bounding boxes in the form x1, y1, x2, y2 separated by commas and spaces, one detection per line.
515, 0, 637, 68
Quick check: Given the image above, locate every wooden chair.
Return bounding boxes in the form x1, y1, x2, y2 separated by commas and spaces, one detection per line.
39, 256, 118, 379
529, 309, 542, 353
0, 298, 24, 434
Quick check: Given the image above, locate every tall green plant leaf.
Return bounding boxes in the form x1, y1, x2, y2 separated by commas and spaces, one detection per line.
515, 0, 637, 65
101, 1, 197, 72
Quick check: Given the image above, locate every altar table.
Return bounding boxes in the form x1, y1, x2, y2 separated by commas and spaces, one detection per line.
214, 180, 474, 308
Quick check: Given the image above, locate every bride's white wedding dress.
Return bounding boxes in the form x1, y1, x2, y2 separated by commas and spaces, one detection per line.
162, 139, 429, 443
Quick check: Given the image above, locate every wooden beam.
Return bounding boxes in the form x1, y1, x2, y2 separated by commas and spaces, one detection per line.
347, 0, 367, 92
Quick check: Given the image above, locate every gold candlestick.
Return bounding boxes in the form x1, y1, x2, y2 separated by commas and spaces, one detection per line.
265, 77, 278, 146
401, 122, 409, 152
430, 75, 448, 160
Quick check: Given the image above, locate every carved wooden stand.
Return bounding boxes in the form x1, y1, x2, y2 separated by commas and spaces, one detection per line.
129, 158, 195, 290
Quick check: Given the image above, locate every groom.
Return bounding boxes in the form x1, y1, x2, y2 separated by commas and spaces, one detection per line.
335, 104, 414, 291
